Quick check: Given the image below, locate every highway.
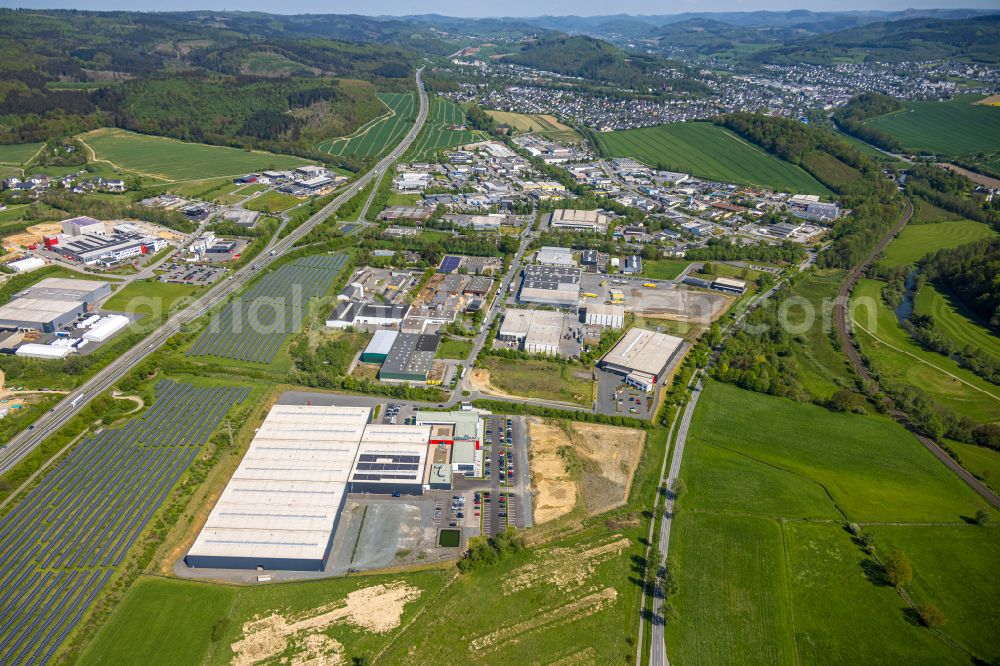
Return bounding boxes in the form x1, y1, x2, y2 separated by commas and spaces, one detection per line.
0, 68, 429, 476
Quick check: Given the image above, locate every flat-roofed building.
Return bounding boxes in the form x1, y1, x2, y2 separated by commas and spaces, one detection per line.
348, 425, 431, 495
185, 404, 371, 572
600, 327, 684, 388
582, 303, 625, 328
17, 277, 111, 306
0, 298, 86, 333
549, 208, 609, 233
326, 301, 409, 329
379, 333, 439, 382
536, 246, 575, 267
518, 265, 581, 308
498, 308, 564, 356
711, 276, 746, 295
61, 216, 106, 236
361, 329, 398, 363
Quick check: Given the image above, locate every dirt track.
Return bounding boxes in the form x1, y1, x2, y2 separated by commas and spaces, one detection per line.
832, 197, 1000, 509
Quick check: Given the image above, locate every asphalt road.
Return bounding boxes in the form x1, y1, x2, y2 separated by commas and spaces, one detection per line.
0, 68, 429, 475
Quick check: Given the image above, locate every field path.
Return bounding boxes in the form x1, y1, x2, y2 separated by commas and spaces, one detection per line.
76, 130, 172, 181
852, 321, 1000, 402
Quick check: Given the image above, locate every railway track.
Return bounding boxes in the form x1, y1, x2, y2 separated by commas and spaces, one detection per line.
832, 197, 1000, 509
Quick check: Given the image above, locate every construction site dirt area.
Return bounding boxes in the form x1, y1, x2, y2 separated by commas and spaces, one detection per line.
626, 286, 732, 323
4, 222, 61, 249
527, 419, 646, 523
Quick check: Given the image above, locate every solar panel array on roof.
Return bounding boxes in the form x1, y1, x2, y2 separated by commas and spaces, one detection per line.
438, 255, 461, 273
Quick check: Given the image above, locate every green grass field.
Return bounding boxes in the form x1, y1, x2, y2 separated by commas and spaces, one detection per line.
880, 219, 996, 267
436, 337, 473, 360
103, 280, 202, 316
668, 380, 996, 665
407, 97, 482, 161
911, 197, 964, 224
244, 190, 303, 213
851, 278, 1000, 422
866, 97, 1000, 157
79, 578, 235, 666
0, 142, 44, 165
641, 259, 690, 280
481, 356, 593, 406
485, 110, 581, 142
79, 128, 309, 182
947, 439, 1000, 494
597, 122, 832, 195
867, 525, 1000, 660
317, 92, 416, 159
915, 284, 1000, 365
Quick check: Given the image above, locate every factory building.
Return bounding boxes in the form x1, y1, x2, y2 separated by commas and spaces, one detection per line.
497, 308, 564, 356
582, 303, 625, 328
348, 425, 432, 495
548, 208, 609, 233
61, 216, 106, 236
47, 231, 165, 266
185, 405, 371, 572
711, 277, 747, 295
623, 255, 643, 275
535, 246, 576, 267
518, 265, 581, 309
379, 333, 439, 382
326, 301, 410, 329
186, 403, 444, 572
600, 328, 685, 392
0, 278, 111, 333
361, 330, 398, 363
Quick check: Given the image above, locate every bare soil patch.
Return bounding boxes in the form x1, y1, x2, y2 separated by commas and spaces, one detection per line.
5, 222, 61, 248
527, 419, 579, 524
974, 94, 1000, 106
502, 534, 631, 595
231, 581, 420, 666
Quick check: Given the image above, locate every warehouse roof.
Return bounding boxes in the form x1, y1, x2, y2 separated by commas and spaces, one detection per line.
380, 333, 438, 379
18, 277, 109, 303
499, 308, 563, 349
601, 328, 684, 378
414, 410, 480, 441
187, 405, 371, 565
585, 302, 625, 317
351, 425, 430, 484
364, 329, 398, 356
0, 297, 84, 325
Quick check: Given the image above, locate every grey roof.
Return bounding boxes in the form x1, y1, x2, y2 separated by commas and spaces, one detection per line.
381, 333, 439, 378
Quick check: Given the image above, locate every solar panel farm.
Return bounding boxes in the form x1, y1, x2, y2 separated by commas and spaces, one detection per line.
316, 92, 417, 160
186, 253, 349, 364
406, 97, 484, 161
0, 380, 248, 665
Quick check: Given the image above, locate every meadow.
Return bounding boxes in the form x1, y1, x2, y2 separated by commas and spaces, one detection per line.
879, 219, 996, 267
641, 259, 690, 280
947, 439, 1000, 494
317, 92, 416, 159
436, 336, 474, 360
407, 97, 482, 162
244, 190, 304, 213
0, 141, 44, 165
866, 97, 1000, 156
486, 110, 581, 141
480, 356, 593, 406
667, 380, 996, 665
851, 278, 1000, 423
103, 280, 203, 316
79, 128, 309, 182
597, 122, 832, 195
914, 284, 1000, 365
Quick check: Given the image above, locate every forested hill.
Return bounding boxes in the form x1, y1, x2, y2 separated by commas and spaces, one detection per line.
0, 9, 429, 165
499, 35, 709, 94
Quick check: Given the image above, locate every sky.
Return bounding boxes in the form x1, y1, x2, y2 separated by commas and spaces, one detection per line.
3, 0, 999, 16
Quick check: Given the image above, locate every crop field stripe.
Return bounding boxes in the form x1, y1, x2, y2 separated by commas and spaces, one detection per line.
0, 381, 246, 665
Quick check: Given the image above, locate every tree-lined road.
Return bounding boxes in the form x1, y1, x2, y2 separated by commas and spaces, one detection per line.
0, 69, 429, 476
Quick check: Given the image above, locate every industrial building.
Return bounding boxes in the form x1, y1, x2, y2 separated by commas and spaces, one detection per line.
498, 308, 564, 355
361, 329, 398, 363
536, 246, 575, 267
46, 231, 165, 266
348, 425, 432, 495
600, 328, 685, 392
582, 303, 625, 328
185, 402, 446, 572
518, 265, 581, 308
623, 255, 643, 275
326, 301, 410, 329
548, 208, 609, 233
6, 257, 45, 273
82, 315, 129, 342
61, 216, 106, 236
711, 276, 747, 295
185, 405, 372, 572
15, 342, 74, 359
0, 278, 111, 333
379, 333, 439, 382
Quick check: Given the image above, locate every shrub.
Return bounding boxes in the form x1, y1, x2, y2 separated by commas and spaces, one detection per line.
915, 602, 946, 629
883, 549, 913, 588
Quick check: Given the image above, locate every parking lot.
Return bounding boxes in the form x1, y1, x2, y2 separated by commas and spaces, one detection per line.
159, 262, 226, 285
595, 368, 658, 419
